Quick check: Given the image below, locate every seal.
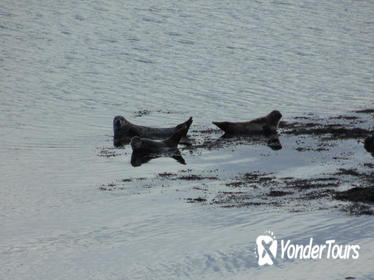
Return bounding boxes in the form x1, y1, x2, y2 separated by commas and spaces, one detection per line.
364, 135, 374, 156
130, 124, 189, 153
113, 116, 193, 147
212, 110, 282, 135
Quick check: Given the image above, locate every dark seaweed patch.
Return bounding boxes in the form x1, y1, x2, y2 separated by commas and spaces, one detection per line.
331, 115, 360, 120
354, 109, 374, 114
268, 190, 294, 197
192, 128, 221, 134
176, 174, 218, 181
282, 124, 370, 139
225, 181, 247, 187
134, 109, 151, 117
285, 178, 340, 190
121, 178, 133, 182
98, 148, 122, 158
335, 168, 361, 176
185, 197, 207, 203
158, 172, 177, 178
298, 190, 334, 200
334, 187, 374, 203
99, 183, 125, 191
343, 203, 374, 216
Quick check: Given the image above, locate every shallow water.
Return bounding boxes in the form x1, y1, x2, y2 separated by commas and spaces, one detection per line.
1, 0, 374, 279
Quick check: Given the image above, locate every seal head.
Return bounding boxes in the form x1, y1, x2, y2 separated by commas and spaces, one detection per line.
268, 110, 282, 125
263, 110, 283, 136
113, 116, 127, 135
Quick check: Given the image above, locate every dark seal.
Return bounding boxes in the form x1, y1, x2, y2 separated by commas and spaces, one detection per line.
364, 135, 374, 156
130, 124, 189, 153
113, 116, 193, 147
212, 110, 282, 135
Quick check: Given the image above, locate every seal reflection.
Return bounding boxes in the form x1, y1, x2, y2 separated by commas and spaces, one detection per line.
220, 134, 283, 151
130, 150, 186, 167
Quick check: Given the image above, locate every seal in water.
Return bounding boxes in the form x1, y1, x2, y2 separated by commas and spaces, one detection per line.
130, 124, 189, 153
212, 110, 282, 135
113, 116, 193, 147
364, 135, 374, 156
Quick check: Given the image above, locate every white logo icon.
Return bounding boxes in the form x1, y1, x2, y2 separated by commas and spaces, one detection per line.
256, 232, 277, 266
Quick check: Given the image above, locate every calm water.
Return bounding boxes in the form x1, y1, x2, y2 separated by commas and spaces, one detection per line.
1, 0, 373, 279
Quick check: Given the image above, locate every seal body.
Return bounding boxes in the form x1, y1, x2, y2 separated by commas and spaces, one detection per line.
212, 110, 282, 135
130, 124, 189, 153
113, 116, 192, 147
364, 135, 374, 156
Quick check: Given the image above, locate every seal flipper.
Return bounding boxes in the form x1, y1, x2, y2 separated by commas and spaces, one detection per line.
212, 121, 232, 134
175, 117, 193, 137
173, 154, 186, 165
164, 125, 189, 147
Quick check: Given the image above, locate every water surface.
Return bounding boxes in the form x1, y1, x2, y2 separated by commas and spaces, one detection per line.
1, 0, 373, 279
